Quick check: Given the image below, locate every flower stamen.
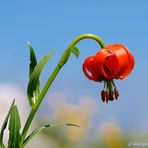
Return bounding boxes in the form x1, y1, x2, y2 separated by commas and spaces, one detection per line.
101, 80, 119, 103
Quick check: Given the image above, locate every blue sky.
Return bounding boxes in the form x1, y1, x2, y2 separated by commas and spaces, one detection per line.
0, 0, 148, 132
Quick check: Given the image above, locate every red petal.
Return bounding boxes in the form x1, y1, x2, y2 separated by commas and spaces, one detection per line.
82, 56, 102, 81
94, 48, 120, 80
82, 44, 134, 82
106, 44, 134, 79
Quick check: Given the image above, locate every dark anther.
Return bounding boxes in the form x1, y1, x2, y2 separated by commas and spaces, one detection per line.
105, 91, 109, 103
114, 88, 119, 100
101, 90, 105, 102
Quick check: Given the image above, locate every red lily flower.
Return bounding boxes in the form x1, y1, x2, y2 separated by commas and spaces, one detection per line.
82, 44, 134, 103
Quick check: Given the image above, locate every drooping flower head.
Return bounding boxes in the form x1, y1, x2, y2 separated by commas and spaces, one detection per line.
83, 44, 134, 103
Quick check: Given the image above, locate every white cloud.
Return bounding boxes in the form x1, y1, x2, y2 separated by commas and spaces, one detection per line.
0, 83, 29, 126
0, 83, 53, 147
0, 83, 29, 145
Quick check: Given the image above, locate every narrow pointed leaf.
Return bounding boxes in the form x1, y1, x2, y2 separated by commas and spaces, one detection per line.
0, 100, 15, 148
24, 123, 79, 146
27, 49, 55, 106
28, 42, 38, 77
27, 42, 40, 107
8, 105, 21, 148
71, 46, 80, 58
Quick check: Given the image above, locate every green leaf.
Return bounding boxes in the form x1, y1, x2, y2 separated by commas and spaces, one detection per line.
27, 42, 40, 107
27, 44, 55, 106
0, 99, 15, 148
71, 46, 80, 58
28, 42, 38, 77
24, 123, 80, 146
8, 105, 21, 148
27, 49, 55, 101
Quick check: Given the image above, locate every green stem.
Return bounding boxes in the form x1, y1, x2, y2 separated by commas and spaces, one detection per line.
20, 34, 105, 147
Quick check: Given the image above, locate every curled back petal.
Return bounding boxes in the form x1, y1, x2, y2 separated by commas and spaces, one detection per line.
117, 45, 135, 79
94, 48, 120, 80
82, 56, 102, 81
106, 44, 134, 79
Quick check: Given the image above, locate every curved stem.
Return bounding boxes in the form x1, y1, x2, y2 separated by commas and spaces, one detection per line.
20, 34, 105, 146
38, 34, 105, 105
